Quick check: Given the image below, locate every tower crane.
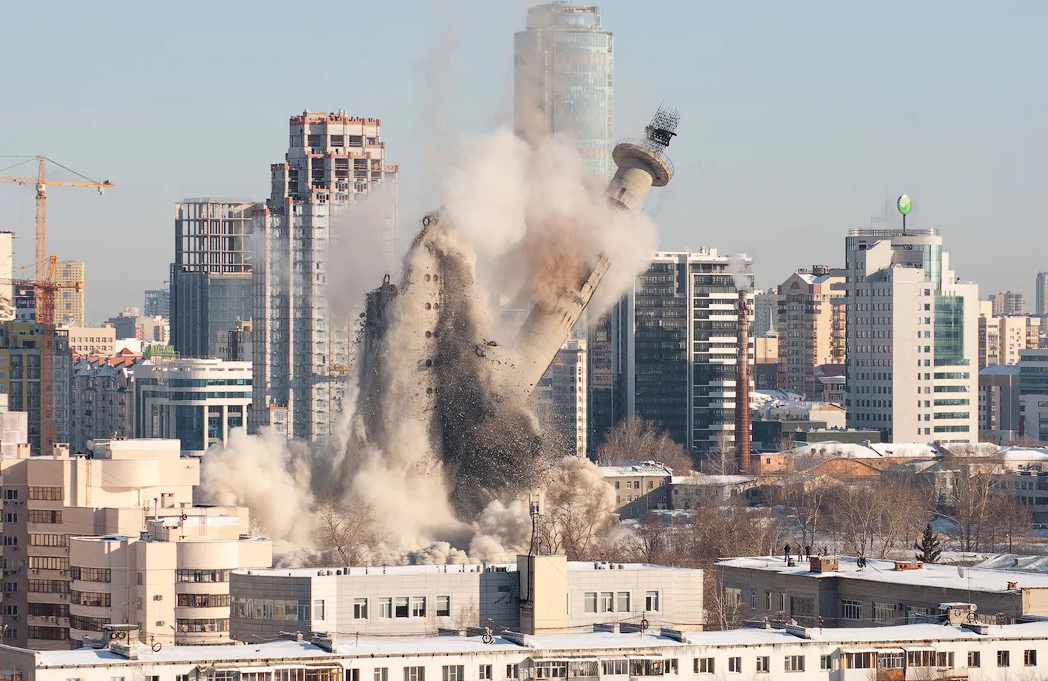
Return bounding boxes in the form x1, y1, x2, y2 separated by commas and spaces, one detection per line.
0, 156, 112, 454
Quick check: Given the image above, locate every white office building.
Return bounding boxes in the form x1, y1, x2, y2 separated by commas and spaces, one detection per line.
535, 340, 587, 456
229, 556, 701, 642
844, 228, 978, 444
134, 358, 251, 456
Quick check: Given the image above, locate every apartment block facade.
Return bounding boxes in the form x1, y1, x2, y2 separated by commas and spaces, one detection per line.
0, 322, 73, 455
535, 339, 587, 456
776, 266, 845, 398
990, 291, 1026, 316
251, 112, 399, 442
53, 261, 85, 327
589, 251, 754, 456
844, 229, 978, 444
1037, 272, 1048, 317
70, 352, 141, 453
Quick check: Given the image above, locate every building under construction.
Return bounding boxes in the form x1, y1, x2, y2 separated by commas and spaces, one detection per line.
251, 112, 400, 443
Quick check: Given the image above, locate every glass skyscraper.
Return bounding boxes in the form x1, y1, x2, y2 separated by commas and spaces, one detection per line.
514, 2, 614, 180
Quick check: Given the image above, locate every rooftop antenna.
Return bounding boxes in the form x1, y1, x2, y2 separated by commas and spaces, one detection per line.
643, 103, 680, 157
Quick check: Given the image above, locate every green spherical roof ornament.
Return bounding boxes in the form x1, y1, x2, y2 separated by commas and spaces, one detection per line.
897, 194, 912, 215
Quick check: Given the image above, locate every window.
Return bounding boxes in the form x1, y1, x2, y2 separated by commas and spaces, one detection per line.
727, 657, 741, 673
874, 602, 895, 624
784, 656, 805, 673
820, 655, 833, 671
442, 666, 465, 681
879, 653, 904, 670
847, 653, 874, 669
411, 597, 426, 617
841, 599, 861, 620
176, 569, 229, 582
601, 661, 627, 676
176, 593, 229, 607
645, 591, 660, 611
765, 592, 772, 610
314, 599, 325, 621
436, 596, 451, 617
28, 557, 68, 571
354, 598, 368, 620
175, 618, 228, 633
404, 668, 424, 681
600, 592, 614, 612
506, 665, 519, 680
379, 598, 392, 618
998, 651, 1010, 667
28, 486, 62, 501
694, 659, 714, 674
70, 566, 110, 582
28, 510, 61, 523
755, 657, 769, 673
584, 593, 597, 613
395, 597, 409, 618
937, 653, 954, 668
968, 651, 981, 668
616, 592, 630, 612
374, 670, 388, 681
479, 666, 492, 681
534, 663, 566, 679
1026, 650, 1038, 667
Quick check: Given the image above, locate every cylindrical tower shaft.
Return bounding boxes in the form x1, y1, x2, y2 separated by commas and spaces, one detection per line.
735, 288, 752, 474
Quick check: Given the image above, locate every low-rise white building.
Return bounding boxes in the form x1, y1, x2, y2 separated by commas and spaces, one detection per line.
230, 556, 702, 641
5, 619, 1048, 681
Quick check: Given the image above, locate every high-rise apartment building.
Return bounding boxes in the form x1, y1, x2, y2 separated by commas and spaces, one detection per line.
589, 251, 753, 457
170, 199, 256, 358
535, 339, 587, 456
1037, 272, 1048, 317
53, 261, 84, 327
514, 3, 614, 180
135, 358, 250, 456
252, 112, 399, 442
844, 228, 978, 444
0, 232, 14, 322
0, 322, 72, 455
989, 290, 1026, 316
0, 439, 270, 650
776, 266, 845, 397
143, 288, 170, 318
998, 315, 1043, 365
978, 300, 999, 370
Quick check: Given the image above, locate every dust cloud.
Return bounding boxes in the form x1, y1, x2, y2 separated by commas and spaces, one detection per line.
199, 124, 658, 566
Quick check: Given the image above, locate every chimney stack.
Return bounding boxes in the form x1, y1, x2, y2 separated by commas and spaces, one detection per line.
736, 287, 751, 473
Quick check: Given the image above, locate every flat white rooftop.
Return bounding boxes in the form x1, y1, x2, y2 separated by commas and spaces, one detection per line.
15, 621, 1048, 668
718, 555, 1048, 593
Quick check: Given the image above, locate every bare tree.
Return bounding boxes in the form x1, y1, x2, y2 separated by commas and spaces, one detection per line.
535, 459, 617, 560
701, 431, 738, 476
306, 496, 382, 566
595, 416, 693, 473
873, 476, 933, 559
781, 475, 834, 551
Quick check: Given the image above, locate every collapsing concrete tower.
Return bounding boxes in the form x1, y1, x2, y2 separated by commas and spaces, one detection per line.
513, 105, 680, 393
357, 107, 679, 515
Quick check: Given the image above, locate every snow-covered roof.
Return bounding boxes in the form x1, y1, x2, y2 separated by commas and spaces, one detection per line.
974, 554, 1048, 574
718, 555, 1048, 593
1000, 447, 1048, 462
236, 561, 691, 580
22, 622, 1048, 668
599, 460, 673, 477
671, 474, 754, 486
792, 442, 943, 459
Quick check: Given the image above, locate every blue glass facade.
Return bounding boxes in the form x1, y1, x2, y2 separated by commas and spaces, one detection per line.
514, 3, 614, 180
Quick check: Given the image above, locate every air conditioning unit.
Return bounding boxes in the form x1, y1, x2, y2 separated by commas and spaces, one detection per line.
155, 620, 164, 627
58, 594, 67, 600
32, 569, 38, 574
49, 616, 56, 623
11, 615, 18, 621
153, 594, 162, 601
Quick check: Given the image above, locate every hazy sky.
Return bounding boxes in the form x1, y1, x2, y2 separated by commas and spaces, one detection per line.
1, 0, 1045, 323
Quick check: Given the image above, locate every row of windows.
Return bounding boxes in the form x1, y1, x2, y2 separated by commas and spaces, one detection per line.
71, 590, 111, 607
176, 569, 230, 583
583, 591, 660, 613
70, 566, 111, 582
28, 486, 63, 501
28, 579, 68, 594
177, 593, 231, 608
28, 509, 61, 523
29, 556, 69, 571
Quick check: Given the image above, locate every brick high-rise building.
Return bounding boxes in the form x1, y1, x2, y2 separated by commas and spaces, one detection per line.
776, 266, 845, 398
